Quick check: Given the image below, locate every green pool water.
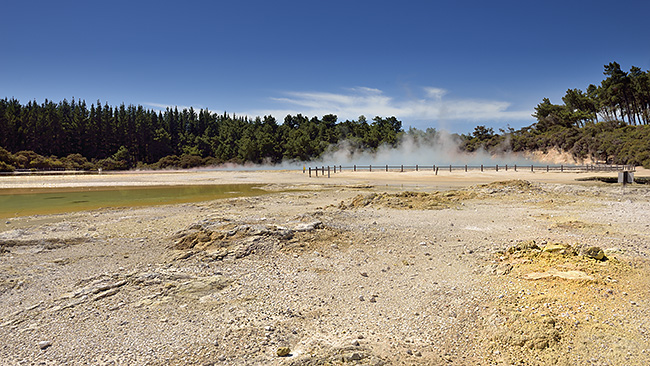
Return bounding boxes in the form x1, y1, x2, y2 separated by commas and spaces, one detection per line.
0, 184, 268, 219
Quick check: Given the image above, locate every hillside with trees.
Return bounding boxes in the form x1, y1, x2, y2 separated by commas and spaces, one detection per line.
460, 62, 650, 167
1, 62, 649, 172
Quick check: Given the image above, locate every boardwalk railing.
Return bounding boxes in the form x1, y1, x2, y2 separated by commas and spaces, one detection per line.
305, 164, 634, 177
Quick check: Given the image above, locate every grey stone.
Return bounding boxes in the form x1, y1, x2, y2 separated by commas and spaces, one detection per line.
343, 352, 364, 361
294, 221, 322, 232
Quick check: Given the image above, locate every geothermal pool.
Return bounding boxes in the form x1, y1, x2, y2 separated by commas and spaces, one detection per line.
0, 184, 268, 219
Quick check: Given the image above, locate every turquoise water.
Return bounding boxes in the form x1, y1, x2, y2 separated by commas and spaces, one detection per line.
0, 184, 267, 218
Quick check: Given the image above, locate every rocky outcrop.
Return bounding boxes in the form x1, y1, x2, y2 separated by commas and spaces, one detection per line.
170, 219, 326, 261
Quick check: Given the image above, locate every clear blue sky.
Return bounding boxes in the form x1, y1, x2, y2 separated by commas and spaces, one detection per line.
2, 0, 649, 134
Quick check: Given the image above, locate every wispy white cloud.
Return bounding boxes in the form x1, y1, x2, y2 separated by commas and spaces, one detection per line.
244, 86, 533, 126
144, 87, 534, 132
423, 87, 447, 100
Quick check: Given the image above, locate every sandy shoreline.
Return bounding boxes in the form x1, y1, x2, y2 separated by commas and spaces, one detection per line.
0, 169, 649, 365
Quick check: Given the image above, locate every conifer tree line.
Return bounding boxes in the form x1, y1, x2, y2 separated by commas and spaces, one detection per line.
0, 98, 402, 171
1, 61, 650, 172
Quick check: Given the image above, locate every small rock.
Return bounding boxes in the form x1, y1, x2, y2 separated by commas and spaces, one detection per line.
494, 263, 513, 276
218, 355, 226, 361
582, 246, 606, 261
294, 221, 322, 232
360, 272, 368, 277
542, 244, 566, 253
414, 350, 422, 357
344, 353, 363, 361
359, 295, 365, 301
277, 346, 291, 357
38, 341, 52, 350
352, 340, 360, 347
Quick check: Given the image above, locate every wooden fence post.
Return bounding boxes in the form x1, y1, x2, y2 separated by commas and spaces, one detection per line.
309, 167, 311, 177
465, 164, 467, 172
449, 165, 452, 172
385, 165, 388, 172
496, 164, 499, 172
369, 165, 372, 172
401, 165, 403, 172
354, 165, 356, 172
514, 164, 517, 172
480, 164, 483, 172
416, 164, 418, 171
531, 165, 534, 172
328, 166, 330, 178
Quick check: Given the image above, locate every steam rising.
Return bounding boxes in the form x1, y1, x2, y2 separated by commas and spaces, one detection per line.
309, 130, 533, 167
204, 130, 540, 172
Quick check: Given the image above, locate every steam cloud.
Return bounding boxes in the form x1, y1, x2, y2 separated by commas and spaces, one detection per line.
308, 130, 534, 167
203, 130, 543, 172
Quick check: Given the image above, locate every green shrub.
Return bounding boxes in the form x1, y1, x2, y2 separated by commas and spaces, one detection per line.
0, 161, 14, 172
96, 157, 129, 170
151, 155, 181, 169
61, 153, 94, 170
179, 154, 205, 169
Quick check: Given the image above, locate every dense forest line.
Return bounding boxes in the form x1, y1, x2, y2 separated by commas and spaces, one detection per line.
1, 61, 650, 171
0, 99, 402, 171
